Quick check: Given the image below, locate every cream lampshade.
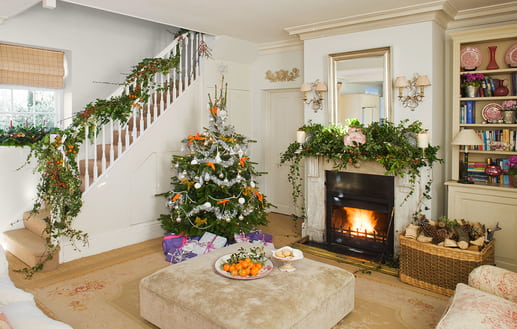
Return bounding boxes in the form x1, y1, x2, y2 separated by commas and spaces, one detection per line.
451, 129, 483, 184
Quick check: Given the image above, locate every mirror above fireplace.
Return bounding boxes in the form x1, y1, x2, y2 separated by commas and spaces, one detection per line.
328, 47, 392, 126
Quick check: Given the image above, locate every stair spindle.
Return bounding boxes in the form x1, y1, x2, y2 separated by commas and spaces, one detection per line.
109, 119, 115, 163
84, 125, 90, 188
101, 124, 107, 173
93, 125, 98, 179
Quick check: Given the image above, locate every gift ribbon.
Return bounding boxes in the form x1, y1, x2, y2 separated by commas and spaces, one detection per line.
163, 233, 187, 248
203, 234, 218, 254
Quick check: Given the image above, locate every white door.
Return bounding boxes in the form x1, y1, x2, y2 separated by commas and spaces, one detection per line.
265, 89, 304, 215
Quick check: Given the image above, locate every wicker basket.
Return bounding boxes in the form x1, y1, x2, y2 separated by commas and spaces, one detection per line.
399, 233, 495, 296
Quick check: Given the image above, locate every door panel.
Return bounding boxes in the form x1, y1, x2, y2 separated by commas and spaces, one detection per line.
265, 89, 304, 215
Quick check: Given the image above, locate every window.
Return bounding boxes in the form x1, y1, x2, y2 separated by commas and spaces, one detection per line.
0, 86, 62, 129
0, 43, 65, 129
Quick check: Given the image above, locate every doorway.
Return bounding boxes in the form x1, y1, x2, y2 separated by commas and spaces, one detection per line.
264, 89, 304, 215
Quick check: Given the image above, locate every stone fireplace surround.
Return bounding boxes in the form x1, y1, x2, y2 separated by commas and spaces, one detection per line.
304, 157, 425, 256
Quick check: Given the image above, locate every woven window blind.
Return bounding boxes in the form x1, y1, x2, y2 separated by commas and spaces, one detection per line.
0, 43, 64, 89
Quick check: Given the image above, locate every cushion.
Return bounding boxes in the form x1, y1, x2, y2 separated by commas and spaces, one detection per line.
0, 279, 34, 307
468, 265, 517, 303
0, 312, 13, 329
435, 283, 517, 329
0, 301, 72, 329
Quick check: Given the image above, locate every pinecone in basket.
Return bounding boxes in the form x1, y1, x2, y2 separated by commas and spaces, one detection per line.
422, 224, 437, 238
433, 228, 448, 244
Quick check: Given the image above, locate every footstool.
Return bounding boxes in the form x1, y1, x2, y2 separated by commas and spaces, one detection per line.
140, 242, 354, 329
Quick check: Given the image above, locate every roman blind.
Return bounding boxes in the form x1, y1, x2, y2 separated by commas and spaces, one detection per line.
0, 43, 64, 89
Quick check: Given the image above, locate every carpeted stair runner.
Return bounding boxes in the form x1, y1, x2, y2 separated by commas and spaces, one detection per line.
2, 209, 59, 271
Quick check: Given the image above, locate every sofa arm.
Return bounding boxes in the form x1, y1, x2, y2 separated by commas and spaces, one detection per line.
468, 265, 517, 303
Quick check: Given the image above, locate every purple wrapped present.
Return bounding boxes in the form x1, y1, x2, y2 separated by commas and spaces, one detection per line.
247, 230, 273, 245
162, 233, 200, 263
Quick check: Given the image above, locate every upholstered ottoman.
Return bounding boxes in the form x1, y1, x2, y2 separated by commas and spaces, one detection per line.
140, 242, 354, 329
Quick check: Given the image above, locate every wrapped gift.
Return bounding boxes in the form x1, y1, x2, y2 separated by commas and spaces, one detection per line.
162, 233, 200, 263
234, 232, 250, 243
192, 232, 228, 255
247, 230, 273, 245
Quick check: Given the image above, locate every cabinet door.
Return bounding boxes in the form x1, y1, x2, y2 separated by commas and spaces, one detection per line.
448, 184, 517, 272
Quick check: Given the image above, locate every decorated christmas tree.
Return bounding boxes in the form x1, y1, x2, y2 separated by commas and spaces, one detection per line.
157, 80, 271, 239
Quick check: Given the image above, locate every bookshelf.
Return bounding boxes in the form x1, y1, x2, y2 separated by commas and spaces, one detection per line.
450, 25, 517, 185
447, 24, 517, 272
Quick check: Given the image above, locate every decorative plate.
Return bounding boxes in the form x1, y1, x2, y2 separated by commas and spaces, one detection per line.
505, 43, 517, 68
482, 103, 503, 121
460, 47, 482, 70
214, 254, 273, 280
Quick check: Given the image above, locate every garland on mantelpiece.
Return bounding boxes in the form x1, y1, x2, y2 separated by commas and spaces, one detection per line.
280, 119, 442, 220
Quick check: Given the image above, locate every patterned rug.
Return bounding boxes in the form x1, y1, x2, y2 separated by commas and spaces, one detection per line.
8, 214, 449, 328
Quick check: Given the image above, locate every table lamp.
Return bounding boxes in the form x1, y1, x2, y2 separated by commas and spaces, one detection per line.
451, 129, 483, 184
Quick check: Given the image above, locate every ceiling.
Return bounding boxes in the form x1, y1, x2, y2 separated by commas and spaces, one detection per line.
1, 0, 516, 44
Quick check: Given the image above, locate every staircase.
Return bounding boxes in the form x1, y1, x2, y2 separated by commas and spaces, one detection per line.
3, 31, 204, 270
3, 209, 59, 271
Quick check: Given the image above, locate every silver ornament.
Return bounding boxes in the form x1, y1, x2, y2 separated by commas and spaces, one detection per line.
238, 215, 244, 220
176, 217, 182, 223
194, 182, 201, 189
238, 197, 245, 204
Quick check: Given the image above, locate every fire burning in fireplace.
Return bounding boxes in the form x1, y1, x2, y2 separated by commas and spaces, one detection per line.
346, 207, 377, 237
332, 206, 389, 242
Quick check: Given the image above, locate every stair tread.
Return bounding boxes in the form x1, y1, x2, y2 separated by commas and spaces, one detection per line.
3, 229, 49, 254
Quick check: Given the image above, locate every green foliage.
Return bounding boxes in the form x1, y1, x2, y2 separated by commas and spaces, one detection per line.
280, 120, 443, 218
0, 126, 58, 147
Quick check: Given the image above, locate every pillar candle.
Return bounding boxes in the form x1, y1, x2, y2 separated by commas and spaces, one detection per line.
10, 120, 12, 128
417, 133, 429, 149
296, 130, 306, 144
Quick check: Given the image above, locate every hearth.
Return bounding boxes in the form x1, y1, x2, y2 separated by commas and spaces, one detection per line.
312, 171, 395, 261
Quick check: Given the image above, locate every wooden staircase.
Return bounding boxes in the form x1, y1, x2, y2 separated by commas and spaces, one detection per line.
2, 31, 201, 272
3, 209, 59, 271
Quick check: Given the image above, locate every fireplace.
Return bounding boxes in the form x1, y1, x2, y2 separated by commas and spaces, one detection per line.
324, 171, 394, 260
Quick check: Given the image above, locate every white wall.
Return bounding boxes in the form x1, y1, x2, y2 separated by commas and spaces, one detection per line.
0, 1, 178, 124
303, 21, 446, 218
0, 147, 39, 233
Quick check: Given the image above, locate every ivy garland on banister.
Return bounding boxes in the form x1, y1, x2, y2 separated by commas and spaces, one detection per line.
18, 45, 187, 278
280, 119, 443, 219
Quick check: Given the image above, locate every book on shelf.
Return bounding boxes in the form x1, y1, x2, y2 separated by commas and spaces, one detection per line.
465, 101, 475, 124
460, 103, 466, 124
467, 161, 488, 183
474, 129, 516, 152
512, 72, 517, 96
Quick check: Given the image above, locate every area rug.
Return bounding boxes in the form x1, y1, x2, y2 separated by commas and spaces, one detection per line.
9, 213, 449, 328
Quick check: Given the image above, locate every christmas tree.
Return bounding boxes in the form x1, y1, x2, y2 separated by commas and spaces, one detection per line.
157, 80, 271, 239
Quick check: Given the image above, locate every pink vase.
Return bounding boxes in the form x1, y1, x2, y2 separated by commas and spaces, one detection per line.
486, 46, 499, 70
494, 80, 509, 96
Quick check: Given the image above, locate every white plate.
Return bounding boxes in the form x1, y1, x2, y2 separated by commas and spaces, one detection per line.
214, 254, 273, 280
482, 103, 503, 121
460, 46, 482, 70
505, 43, 517, 68
271, 246, 304, 262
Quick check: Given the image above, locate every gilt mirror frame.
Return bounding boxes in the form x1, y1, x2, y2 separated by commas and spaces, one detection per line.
328, 47, 392, 125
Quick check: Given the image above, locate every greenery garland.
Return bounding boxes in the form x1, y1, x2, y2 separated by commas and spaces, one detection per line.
280, 119, 442, 219
15, 42, 188, 277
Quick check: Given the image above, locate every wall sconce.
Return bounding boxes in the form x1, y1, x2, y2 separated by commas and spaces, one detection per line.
301, 80, 327, 112
394, 74, 431, 111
